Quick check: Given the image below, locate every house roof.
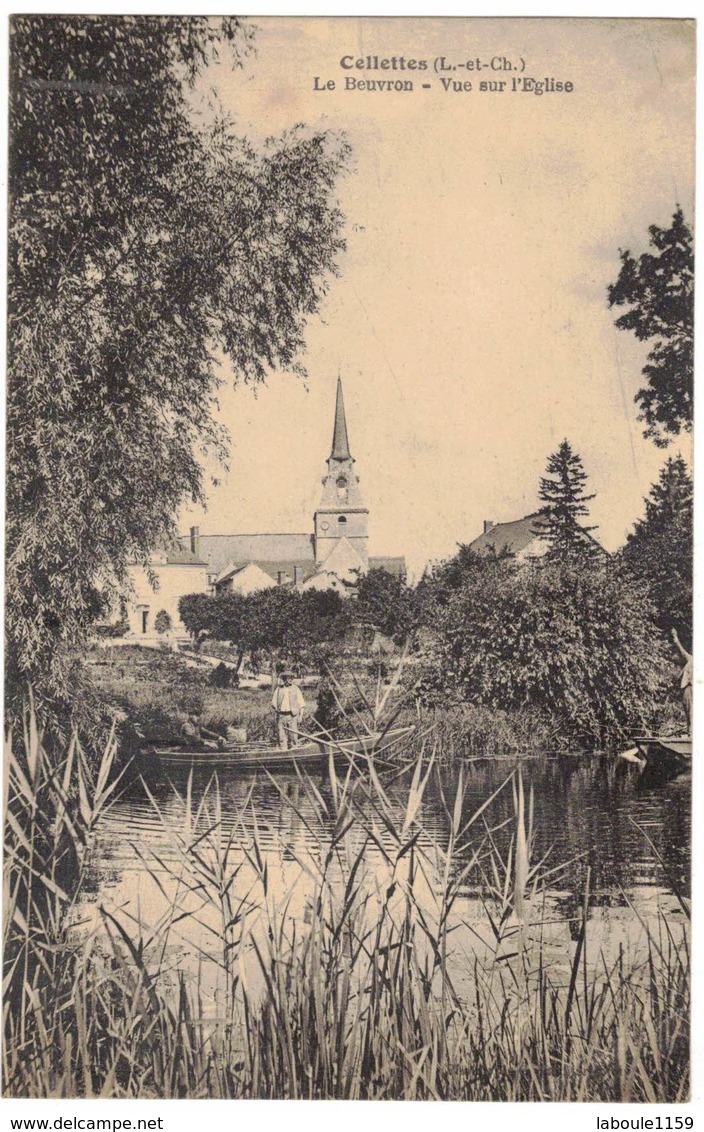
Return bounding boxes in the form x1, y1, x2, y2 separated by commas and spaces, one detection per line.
217, 558, 318, 586
153, 545, 207, 566
301, 572, 349, 595
218, 562, 278, 593
182, 533, 314, 575
468, 514, 544, 557
468, 513, 605, 559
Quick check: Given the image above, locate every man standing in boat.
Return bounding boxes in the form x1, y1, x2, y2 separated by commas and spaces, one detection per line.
671, 628, 693, 732
271, 669, 306, 749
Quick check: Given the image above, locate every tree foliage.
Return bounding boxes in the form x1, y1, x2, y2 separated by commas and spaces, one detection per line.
608, 208, 693, 447
178, 587, 351, 670
531, 440, 599, 562
177, 593, 221, 641
7, 15, 349, 711
353, 568, 417, 643
179, 569, 415, 666
622, 456, 693, 645
419, 550, 667, 746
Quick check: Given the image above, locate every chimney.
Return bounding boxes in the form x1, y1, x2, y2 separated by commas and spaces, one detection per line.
483, 520, 494, 535
190, 525, 200, 557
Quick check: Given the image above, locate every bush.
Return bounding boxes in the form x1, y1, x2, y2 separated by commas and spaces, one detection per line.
353, 568, 416, 642
210, 661, 239, 689
94, 618, 130, 639
154, 609, 172, 634
85, 644, 275, 747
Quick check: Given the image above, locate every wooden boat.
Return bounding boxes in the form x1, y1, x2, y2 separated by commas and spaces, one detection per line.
143, 726, 415, 772
633, 735, 692, 768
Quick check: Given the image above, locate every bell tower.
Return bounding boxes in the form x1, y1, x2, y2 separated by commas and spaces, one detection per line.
314, 378, 369, 568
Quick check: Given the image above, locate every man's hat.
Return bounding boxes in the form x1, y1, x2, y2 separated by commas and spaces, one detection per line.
281, 669, 294, 678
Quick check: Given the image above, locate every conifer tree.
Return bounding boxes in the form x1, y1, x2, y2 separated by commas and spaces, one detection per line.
622, 456, 692, 641
532, 440, 598, 561
631, 454, 692, 530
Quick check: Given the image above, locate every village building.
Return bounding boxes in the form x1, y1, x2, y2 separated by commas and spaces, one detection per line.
119, 379, 406, 639
123, 546, 208, 638
468, 514, 605, 560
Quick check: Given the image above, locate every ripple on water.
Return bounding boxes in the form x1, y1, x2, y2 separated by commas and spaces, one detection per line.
86, 753, 689, 998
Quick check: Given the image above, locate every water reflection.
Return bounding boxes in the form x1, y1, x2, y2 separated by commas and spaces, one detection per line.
79, 751, 690, 1020
93, 751, 689, 917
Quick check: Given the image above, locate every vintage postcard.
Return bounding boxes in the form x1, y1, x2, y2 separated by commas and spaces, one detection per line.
4, 15, 694, 1107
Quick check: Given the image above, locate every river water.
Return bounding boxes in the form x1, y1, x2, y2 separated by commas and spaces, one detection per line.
86, 751, 690, 1007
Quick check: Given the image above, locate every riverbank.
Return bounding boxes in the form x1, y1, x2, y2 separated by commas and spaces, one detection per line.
86, 644, 606, 761
86, 644, 278, 747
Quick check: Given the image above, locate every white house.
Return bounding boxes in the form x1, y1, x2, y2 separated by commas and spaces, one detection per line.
125, 546, 208, 638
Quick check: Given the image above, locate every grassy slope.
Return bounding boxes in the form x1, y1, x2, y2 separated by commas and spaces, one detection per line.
86, 644, 277, 745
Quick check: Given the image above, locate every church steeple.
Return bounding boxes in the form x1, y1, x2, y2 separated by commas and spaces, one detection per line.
314, 378, 369, 568
330, 377, 351, 460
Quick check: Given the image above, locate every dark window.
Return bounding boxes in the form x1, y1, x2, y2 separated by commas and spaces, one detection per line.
338, 515, 347, 524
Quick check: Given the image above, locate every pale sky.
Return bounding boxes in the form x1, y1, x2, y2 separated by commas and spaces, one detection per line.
180, 17, 695, 580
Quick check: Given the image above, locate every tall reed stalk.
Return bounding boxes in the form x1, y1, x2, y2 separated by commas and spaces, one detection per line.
3, 702, 689, 1100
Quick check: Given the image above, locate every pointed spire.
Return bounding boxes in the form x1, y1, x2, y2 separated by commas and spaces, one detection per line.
330, 376, 351, 460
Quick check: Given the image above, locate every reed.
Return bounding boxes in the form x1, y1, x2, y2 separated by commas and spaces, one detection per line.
3, 703, 689, 1100
427, 703, 561, 759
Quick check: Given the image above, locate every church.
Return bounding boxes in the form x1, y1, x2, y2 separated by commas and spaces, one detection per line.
122, 380, 406, 638
187, 378, 407, 596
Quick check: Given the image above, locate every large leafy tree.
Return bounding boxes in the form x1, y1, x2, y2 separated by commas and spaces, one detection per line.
608, 208, 693, 447
420, 552, 667, 746
7, 16, 349, 711
353, 568, 417, 644
531, 440, 599, 561
178, 588, 350, 671
622, 456, 693, 645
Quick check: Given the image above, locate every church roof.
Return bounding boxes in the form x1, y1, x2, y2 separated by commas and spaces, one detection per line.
330, 376, 351, 460
369, 556, 407, 580
317, 535, 366, 579
182, 533, 314, 575
153, 545, 207, 566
